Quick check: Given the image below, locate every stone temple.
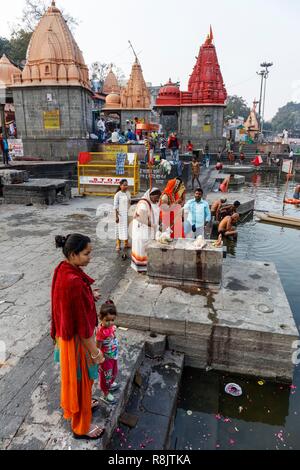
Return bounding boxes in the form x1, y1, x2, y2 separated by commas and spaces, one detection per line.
103, 58, 152, 129
155, 28, 227, 152
11, 1, 93, 161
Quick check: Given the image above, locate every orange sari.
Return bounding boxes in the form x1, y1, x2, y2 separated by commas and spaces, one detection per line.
56, 336, 97, 435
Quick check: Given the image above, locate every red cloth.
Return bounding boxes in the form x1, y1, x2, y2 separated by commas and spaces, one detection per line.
252, 155, 263, 167
78, 152, 91, 165
51, 262, 97, 341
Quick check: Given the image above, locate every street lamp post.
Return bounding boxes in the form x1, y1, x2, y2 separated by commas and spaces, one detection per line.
257, 62, 273, 135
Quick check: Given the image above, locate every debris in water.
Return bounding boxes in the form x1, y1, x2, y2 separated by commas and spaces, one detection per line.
187, 410, 193, 416
258, 380, 265, 386
225, 383, 243, 397
238, 406, 243, 414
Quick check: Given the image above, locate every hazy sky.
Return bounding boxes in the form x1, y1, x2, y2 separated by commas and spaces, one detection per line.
1, 0, 299, 120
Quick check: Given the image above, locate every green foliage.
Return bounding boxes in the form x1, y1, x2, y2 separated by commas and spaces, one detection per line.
0, 1, 79, 67
226, 95, 250, 120
0, 37, 12, 57
271, 102, 300, 133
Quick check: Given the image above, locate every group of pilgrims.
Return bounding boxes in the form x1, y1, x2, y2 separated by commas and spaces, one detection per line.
114, 177, 190, 272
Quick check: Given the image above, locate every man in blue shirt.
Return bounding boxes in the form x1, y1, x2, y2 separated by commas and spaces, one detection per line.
184, 188, 211, 239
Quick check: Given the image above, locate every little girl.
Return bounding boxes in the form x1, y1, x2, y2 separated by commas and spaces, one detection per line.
96, 301, 119, 405
114, 179, 131, 252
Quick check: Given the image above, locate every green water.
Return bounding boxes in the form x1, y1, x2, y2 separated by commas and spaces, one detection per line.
172, 172, 300, 450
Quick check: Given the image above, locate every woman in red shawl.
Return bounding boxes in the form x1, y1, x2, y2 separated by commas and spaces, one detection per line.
51, 234, 105, 440
160, 178, 186, 239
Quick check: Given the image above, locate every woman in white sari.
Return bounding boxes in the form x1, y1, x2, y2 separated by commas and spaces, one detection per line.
131, 188, 162, 273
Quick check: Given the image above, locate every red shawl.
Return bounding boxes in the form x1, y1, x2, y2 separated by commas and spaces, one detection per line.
51, 261, 98, 341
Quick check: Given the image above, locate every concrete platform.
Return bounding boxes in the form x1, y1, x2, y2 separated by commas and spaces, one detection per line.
222, 166, 255, 174
3, 179, 71, 205
112, 260, 299, 382
206, 193, 255, 215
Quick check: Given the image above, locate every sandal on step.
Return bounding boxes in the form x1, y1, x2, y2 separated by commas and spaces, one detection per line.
91, 398, 100, 413
73, 426, 105, 441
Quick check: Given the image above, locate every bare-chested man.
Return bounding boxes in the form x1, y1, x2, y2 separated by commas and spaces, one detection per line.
211, 198, 227, 221
218, 213, 240, 239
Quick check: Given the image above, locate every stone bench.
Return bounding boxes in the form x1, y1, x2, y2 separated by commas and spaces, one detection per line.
3, 178, 71, 205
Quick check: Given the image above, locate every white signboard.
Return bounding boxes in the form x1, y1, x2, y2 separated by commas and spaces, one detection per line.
282, 160, 293, 174
8, 139, 24, 158
80, 176, 135, 186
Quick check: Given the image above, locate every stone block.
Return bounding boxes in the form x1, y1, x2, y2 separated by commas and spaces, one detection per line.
145, 333, 166, 358
3, 179, 71, 205
147, 239, 223, 287
0, 170, 29, 187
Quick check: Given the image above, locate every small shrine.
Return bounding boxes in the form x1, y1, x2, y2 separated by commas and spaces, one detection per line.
155, 28, 227, 152
244, 101, 260, 141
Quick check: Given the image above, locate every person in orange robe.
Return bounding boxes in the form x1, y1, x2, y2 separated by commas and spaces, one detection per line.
160, 178, 186, 239
51, 234, 105, 440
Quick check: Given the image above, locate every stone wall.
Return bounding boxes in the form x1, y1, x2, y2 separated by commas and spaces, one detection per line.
120, 110, 152, 130
12, 85, 94, 161
178, 105, 226, 152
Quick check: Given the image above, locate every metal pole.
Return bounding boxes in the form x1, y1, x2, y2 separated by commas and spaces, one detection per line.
261, 72, 268, 135
259, 62, 273, 134
258, 72, 264, 120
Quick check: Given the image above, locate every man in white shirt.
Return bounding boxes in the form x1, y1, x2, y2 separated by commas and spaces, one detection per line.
111, 129, 120, 144
184, 188, 211, 239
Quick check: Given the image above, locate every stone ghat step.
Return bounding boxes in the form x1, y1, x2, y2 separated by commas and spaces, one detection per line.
1, 330, 149, 450
112, 260, 299, 382
108, 351, 184, 451
3, 179, 72, 206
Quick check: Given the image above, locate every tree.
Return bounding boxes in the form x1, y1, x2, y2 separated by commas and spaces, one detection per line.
0, 37, 12, 58
9, 30, 32, 66
18, 0, 78, 33
225, 95, 250, 120
90, 63, 126, 90
90, 63, 111, 83
0, 1, 79, 67
271, 102, 300, 134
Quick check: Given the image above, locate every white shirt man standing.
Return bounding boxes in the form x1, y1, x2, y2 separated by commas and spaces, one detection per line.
111, 130, 120, 144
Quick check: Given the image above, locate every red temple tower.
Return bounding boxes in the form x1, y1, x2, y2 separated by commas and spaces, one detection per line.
155, 27, 227, 151
186, 27, 227, 105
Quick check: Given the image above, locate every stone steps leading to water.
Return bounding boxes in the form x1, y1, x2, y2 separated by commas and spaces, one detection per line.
1, 330, 148, 450
108, 350, 184, 451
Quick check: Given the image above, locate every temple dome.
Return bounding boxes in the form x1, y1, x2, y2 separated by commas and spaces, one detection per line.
156, 79, 180, 106
13, 1, 90, 89
0, 55, 21, 88
103, 68, 120, 95
105, 92, 121, 108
